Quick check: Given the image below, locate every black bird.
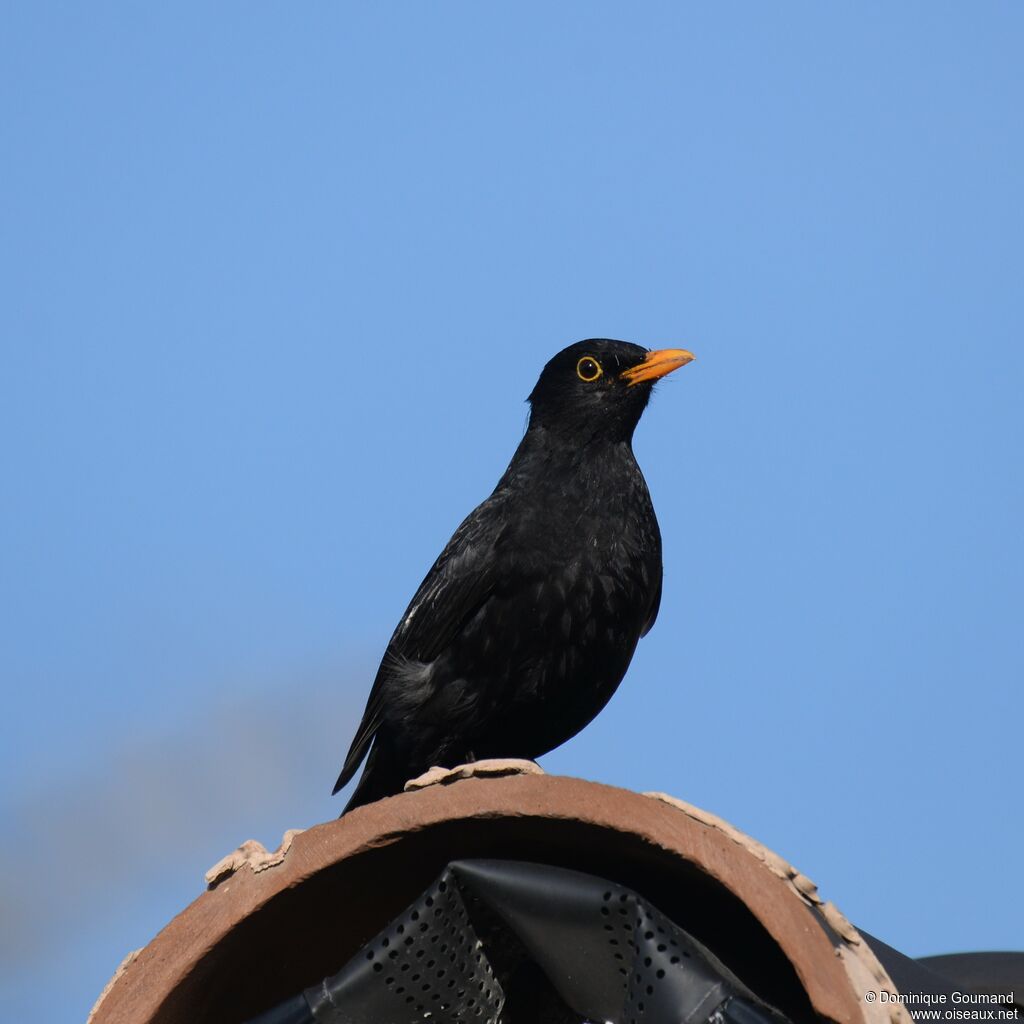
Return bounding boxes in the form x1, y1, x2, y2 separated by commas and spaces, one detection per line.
334, 339, 694, 812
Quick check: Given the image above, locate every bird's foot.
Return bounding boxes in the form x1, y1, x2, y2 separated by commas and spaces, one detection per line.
404, 758, 544, 793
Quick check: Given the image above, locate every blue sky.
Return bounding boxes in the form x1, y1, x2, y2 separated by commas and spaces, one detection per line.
2, 4, 1022, 1020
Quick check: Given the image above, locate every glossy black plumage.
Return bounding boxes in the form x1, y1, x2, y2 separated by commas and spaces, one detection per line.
334, 339, 693, 812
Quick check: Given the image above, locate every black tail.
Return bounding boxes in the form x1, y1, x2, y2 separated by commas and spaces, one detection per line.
339, 738, 409, 815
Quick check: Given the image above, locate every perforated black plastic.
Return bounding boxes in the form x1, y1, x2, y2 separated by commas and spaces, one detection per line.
304, 869, 503, 1023
247, 859, 791, 1024
448, 860, 784, 1024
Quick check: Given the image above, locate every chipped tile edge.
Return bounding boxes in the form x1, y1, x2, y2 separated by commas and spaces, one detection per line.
205, 828, 306, 888
87, 947, 141, 1024
404, 758, 545, 792
642, 791, 913, 1024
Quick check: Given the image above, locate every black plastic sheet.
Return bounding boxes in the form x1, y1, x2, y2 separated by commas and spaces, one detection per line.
247, 859, 790, 1024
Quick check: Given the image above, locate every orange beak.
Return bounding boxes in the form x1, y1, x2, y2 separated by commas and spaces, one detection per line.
619, 348, 696, 387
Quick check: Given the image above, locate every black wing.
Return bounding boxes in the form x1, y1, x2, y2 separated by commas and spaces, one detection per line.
332, 497, 508, 794
640, 567, 662, 638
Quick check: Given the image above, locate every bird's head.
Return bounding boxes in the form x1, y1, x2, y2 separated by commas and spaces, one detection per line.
527, 339, 695, 443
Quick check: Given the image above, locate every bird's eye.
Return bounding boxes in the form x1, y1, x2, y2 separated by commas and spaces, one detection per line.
576, 356, 603, 382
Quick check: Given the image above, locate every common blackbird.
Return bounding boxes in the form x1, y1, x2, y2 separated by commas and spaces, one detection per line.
334, 339, 694, 812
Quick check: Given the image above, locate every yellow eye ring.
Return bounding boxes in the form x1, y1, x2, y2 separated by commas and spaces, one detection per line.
576, 356, 603, 382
